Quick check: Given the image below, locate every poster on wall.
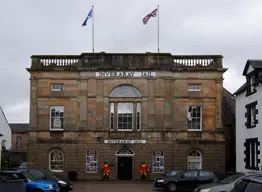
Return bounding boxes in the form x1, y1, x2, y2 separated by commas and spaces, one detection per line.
152, 150, 164, 173
86, 150, 98, 173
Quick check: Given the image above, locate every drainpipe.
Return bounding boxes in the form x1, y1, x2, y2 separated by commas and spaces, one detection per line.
0, 133, 3, 170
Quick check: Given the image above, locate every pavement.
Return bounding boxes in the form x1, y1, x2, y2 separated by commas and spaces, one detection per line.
72, 181, 158, 192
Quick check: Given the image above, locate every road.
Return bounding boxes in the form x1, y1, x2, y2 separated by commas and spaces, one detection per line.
72, 181, 157, 192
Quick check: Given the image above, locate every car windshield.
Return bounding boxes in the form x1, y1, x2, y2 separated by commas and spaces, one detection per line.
22, 171, 37, 181
219, 173, 245, 184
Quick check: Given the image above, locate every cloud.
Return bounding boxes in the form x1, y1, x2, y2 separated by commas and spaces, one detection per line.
1, 0, 262, 122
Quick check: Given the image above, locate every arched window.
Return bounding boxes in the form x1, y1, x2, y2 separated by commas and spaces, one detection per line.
109, 85, 142, 97
109, 85, 142, 131
115, 148, 135, 156
16, 136, 21, 150
187, 150, 202, 169
49, 149, 64, 172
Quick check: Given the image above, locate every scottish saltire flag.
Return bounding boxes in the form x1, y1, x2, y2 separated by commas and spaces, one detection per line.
82, 7, 93, 26
142, 8, 158, 25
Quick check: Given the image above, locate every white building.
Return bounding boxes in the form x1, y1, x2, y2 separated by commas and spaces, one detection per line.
0, 107, 11, 150
234, 60, 262, 172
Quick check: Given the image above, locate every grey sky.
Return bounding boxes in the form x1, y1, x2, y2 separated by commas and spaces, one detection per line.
0, 0, 261, 123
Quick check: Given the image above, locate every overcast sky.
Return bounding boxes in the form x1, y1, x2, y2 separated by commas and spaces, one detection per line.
0, 0, 261, 123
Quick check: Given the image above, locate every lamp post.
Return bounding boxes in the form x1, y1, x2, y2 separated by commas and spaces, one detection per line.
0, 133, 3, 170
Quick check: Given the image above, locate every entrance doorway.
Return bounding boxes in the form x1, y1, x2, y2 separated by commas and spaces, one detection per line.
117, 156, 132, 180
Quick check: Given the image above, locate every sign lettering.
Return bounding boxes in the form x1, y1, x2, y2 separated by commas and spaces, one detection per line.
104, 139, 146, 144
96, 72, 156, 78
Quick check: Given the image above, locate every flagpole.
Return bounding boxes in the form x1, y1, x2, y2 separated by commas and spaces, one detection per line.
157, 5, 159, 53
92, 5, 94, 53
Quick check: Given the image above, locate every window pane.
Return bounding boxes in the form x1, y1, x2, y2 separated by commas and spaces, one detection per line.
117, 103, 133, 131
187, 106, 202, 130
245, 182, 262, 192
50, 106, 64, 130
136, 103, 141, 130
109, 103, 114, 130
110, 85, 142, 97
184, 171, 198, 177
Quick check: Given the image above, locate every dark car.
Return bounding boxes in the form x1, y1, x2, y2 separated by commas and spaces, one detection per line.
154, 169, 224, 192
225, 175, 262, 192
16, 168, 72, 192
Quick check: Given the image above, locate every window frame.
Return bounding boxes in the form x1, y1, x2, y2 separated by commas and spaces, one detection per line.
109, 102, 114, 131
187, 106, 203, 131
244, 138, 260, 170
246, 73, 257, 96
245, 101, 258, 129
187, 150, 202, 170
16, 136, 21, 150
51, 84, 64, 92
136, 102, 141, 131
188, 84, 201, 92
117, 102, 134, 131
49, 106, 64, 131
49, 149, 64, 173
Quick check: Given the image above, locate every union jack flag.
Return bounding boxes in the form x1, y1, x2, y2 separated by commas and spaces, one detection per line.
142, 8, 158, 25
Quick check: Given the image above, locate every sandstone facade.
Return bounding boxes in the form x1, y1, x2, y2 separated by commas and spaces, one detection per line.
27, 53, 227, 180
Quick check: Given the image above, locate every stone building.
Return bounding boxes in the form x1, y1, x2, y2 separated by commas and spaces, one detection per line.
9, 123, 29, 167
26, 52, 227, 180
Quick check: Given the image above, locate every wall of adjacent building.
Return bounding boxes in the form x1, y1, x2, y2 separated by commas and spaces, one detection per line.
0, 107, 11, 150
236, 84, 262, 172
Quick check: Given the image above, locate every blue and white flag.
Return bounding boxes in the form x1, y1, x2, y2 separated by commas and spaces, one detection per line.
82, 7, 93, 26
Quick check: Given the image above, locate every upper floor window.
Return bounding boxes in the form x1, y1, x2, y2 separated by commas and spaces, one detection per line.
51, 84, 64, 91
16, 137, 21, 150
245, 101, 258, 129
188, 84, 201, 91
50, 106, 64, 131
187, 106, 202, 131
246, 75, 256, 96
109, 85, 142, 131
109, 85, 142, 97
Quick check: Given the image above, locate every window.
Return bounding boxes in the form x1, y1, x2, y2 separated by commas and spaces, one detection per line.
117, 103, 133, 131
49, 149, 64, 172
231, 180, 249, 192
245, 101, 258, 128
187, 150, 202, 169
50, 106, 64, 130
188, 84, 201, 91
245, 181, 262, 192
109, 85, 142, 97
246, 74, 256, 96
109, 103, 114, 131
51, 84, 64, 91
109, 85, 142, 131
16, 137, 21, 150
136, 103, 141, 130
183, 170, 198, 177
244, 138, 260, 170
1, 139, 7, 150
187, 106, 202, 131
28, 169, 46, 179
199, 171, 214, 177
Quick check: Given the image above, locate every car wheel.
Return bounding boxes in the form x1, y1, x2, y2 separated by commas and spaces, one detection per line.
168, 182, 177, 192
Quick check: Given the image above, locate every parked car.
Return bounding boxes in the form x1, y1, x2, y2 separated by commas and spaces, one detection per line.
154, 169, 225, 192
0, 170, 59, 192
223, 175, 262, 192
20, 168, 72, 192
193, 172, 262, 192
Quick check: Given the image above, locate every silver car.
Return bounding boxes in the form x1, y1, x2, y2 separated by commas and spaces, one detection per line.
193, 172, 262, 192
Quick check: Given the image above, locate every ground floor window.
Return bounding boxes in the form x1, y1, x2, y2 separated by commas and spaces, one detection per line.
49, 149, 64, 172
187, 150, 202, 169
244, 138, 260, 170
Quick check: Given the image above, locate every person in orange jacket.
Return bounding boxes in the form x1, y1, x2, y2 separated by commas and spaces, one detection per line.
140, 162, 148, 180
103, 162, 110, 180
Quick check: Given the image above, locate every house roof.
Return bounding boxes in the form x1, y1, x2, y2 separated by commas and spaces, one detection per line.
9, 123, 29, 132
233, 82, 246, 96
242, 60, 262, 76
222, 88, 236, 120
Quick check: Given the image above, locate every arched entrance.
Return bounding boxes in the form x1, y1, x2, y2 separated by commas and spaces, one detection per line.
115, 148, 135, 180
